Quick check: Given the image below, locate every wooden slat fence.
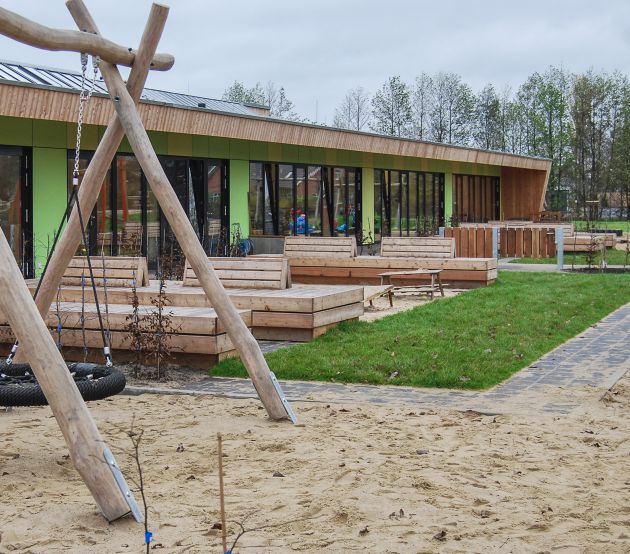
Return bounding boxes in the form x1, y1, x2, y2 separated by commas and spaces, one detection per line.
444, 228, 493, 258
499, 228, 556, 258
445, 227, 557, 258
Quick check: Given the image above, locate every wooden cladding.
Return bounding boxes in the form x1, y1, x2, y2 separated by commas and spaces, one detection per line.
452, 174, 499, 224
501, 166, 549, 220
0, 82, 552, 171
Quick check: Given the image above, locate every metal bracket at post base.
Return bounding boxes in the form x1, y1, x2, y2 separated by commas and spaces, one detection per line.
270, 372, 298, 424
103, 447, 144, 523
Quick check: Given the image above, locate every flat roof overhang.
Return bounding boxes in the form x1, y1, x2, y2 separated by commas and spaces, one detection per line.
0, 80, 551, 172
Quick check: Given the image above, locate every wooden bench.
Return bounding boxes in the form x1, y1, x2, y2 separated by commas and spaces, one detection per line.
564, 233, 614, 252
380, 236, 455, 258
284, 236, 357, 258
61, 256, 149, 287
182, 257, 291, 289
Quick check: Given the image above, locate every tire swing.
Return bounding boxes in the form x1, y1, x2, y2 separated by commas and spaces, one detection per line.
1, 53, 126, 408
0, 362, 125, 407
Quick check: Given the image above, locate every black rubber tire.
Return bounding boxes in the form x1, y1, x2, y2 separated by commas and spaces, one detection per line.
0, 362, 126, 407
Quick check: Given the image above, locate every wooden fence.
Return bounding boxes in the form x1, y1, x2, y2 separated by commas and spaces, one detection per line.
445, 227, 493, 258
500, 228, 556, 258
445, 227, 557, 258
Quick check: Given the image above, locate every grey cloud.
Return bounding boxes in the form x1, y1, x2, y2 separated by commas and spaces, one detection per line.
0, 0, 628, 123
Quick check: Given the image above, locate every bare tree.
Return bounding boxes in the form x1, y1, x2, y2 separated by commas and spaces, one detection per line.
411, 73, 434, 140
430, 72, 474, 145
333, 86, 371, 131
370, 76, 413, 137
473, 83, 501, 150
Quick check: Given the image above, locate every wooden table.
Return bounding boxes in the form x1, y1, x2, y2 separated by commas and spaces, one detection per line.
378, 269, 444, 300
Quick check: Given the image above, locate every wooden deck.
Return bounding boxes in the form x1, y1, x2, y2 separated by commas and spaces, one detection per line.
22, 281, 365, 344
0, 302, 251, 367
289, 256, 497, 288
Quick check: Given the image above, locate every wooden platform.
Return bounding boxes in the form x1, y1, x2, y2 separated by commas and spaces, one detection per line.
289, 256, 497, 288
0, 302, 251, 367
23, 281, 365, 343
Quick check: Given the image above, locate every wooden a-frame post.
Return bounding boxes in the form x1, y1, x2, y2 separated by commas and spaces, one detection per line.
1, 2, 289, 418
0, 2, 183, 524
0, 213, 136, 522
64, 0, 289, 421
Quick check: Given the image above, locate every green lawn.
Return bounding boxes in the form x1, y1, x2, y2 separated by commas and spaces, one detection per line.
572, 220, 630, 232
212, 272, 630, 390
510, 249, 630, 265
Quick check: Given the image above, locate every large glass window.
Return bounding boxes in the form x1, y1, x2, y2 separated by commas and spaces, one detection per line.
307, 166, 322, 236
248, 163, 361, 237
116, 155, 142, 256
389, 171, 401, 235
0, 147, 31, 276
375, 169, 444, 237
67, 153, 112, 255
373, 169, 383, 240
278, 164, 294, 236
453, 174, 500, 223
67, 153, 227, 271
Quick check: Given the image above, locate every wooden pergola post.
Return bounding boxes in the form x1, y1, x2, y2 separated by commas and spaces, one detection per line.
0, 230, 133, 521
66, 0, 289, 421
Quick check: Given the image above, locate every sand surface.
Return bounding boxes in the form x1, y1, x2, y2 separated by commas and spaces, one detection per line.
1, 375, 629, 553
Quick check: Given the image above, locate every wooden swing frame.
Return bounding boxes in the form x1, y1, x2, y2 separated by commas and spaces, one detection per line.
0, 0, 291, 523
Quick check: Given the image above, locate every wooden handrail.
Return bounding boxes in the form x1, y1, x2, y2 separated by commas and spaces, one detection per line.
0, 4, 174, 70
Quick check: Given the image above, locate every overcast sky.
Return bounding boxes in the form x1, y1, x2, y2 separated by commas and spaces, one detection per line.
1, 0, 629, 123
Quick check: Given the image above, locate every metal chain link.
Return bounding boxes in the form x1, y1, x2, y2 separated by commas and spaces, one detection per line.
72, 53, 100, 183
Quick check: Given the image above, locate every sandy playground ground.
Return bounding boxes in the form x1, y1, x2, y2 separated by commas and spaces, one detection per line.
0, 373, 629, 553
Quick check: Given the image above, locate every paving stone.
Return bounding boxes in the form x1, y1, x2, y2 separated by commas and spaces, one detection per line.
174, 303, 630, 415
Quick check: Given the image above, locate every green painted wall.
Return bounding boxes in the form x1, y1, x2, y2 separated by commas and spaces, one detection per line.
444, 173, 453, 225
32, 147, 68, 275
229, 159, 250, 237
2, 115, 509, 244
0, 116, 33, 145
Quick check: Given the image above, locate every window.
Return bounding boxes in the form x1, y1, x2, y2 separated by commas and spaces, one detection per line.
67, 153, 228, 272
249, 163, 361, 237
0, 146, 31, 276
375, 169, 444, 237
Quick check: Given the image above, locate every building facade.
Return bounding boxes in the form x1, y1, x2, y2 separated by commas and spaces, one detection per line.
0, 61, 551, 277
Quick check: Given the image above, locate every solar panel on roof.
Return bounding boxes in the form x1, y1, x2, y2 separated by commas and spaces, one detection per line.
0, 59, 262, 117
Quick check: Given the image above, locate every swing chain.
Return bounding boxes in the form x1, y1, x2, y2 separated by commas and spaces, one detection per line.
73, 53, 100, 184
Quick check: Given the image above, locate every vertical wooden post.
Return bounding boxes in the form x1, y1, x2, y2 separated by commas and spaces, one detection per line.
0, 231, 132, 521
26, 3, 169, 342
67, 0, 289, 421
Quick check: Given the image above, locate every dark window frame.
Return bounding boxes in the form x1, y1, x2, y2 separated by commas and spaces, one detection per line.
375, 168, 444, 237
249, 161, 361, 238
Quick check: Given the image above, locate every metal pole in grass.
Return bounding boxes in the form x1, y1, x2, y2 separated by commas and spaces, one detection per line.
438, 226, 445, 238
492, 227, 499, 259
556, 227, 564, 270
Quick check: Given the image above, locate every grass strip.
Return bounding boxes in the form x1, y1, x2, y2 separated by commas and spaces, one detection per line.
212, 272, 630, 389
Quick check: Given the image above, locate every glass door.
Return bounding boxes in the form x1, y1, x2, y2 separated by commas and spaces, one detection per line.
0, 147, 31, 276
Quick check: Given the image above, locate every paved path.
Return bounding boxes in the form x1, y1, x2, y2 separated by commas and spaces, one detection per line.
126, 302, 630, 416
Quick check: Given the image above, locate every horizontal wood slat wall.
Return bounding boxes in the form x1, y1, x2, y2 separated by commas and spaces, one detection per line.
0, 82, 552, 171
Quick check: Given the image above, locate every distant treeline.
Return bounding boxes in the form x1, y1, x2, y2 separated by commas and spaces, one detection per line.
224, 68, 630, 219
